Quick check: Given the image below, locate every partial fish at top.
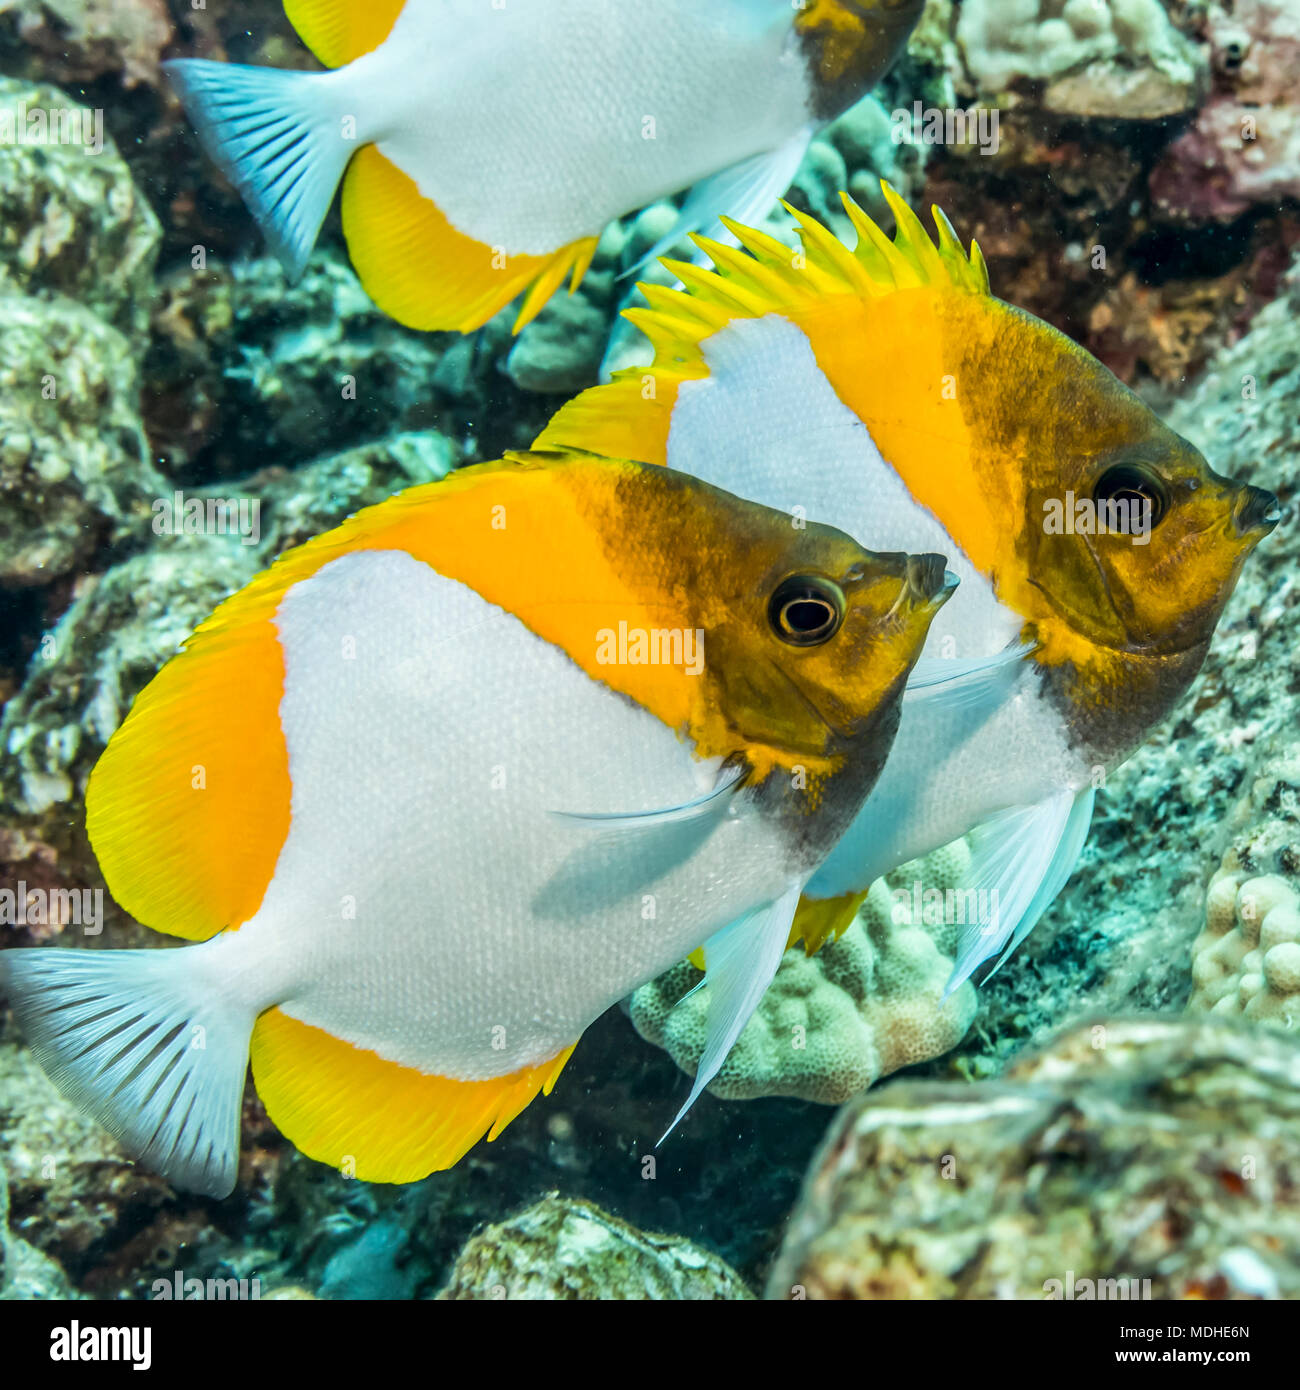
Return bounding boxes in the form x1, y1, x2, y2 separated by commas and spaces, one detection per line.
164, 0, 923, 332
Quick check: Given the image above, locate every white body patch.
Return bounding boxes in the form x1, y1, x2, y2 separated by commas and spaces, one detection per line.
664, 314, 1092, 895
334, 0, 812, 254
218, 550, 802, 1080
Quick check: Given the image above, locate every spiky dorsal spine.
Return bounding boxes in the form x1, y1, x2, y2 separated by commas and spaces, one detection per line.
624, 180, 990, 369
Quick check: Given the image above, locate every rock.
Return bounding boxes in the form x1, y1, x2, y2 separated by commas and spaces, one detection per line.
0, 77, 161, 338
143, 250, 553, 480
769, 1017, 1300, 1300
630, 839, 977, 1104
436, 1194, 752, 1300
0, 291, 164, 588
0, 1154, 76, 1298
0, 1038, 160, 1280
0, 539, 260, 823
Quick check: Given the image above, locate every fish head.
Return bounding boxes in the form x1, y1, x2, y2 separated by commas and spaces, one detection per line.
709, 526, 954, 763
1003, 328, 1280, 660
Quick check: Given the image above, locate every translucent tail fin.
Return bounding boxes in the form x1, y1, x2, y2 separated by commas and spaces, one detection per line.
164, 58, 352, 279
0, 946, 255, 1197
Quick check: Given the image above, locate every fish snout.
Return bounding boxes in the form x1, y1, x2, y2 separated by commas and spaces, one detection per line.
1233, 484, 1281, 538
904, 553, 958, 609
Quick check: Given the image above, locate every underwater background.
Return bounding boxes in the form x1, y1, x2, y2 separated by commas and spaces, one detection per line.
0, 0, 1297, 1300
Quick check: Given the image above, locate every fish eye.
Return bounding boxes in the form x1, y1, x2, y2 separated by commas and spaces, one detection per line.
768, 575, 845, 647
1092, 462, 1168, 533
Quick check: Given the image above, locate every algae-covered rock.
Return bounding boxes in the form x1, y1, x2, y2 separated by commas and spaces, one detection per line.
0, 540, 260, 820
770, 1017, 1300, 1300
144, 249, 554, 479
0, 291, 163, 587
0, 1039, 155, 1272
0, 1150, 76, 1299
630, 840, 977, 1104
436, 1194, 752, 1300
0, 77, 160, 338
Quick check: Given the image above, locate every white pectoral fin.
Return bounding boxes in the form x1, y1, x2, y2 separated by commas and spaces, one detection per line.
658, 878, 804, 1143
550, 762, 745, 831
164, 59, 351, 279
905, 640, 1036, 715
623, 126, 815, 279
944, 786, 1096, 997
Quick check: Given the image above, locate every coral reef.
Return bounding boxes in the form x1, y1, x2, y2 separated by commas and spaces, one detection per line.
0, 77, 164, 588
0, 0, 1298, 1307
769, 1017, 1300, 1300
436, 1194, 752, 1301
1152, 0, 1300, 220
143, 251, 539, 480
0, 292, 162, 589
630, 842, 977, 1104
0, 77, 160, 335
0, 1154, 74, 1299
1188, 740, 1300, 1030
954, 0, 1206, 118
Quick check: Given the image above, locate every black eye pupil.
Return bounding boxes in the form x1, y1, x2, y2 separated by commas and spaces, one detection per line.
768, 576, 845, 646
784, 598, 832, 633
1093, 464, 1166, 531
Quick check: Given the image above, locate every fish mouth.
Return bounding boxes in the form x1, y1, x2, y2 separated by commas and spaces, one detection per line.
902, 553, 958, 611
1233, 484, 1281, 538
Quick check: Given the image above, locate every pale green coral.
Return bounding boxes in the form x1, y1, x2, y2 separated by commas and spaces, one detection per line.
628, 839, 978, 1104
954, 0, 1206, 117
1187, 742, 1300, 1033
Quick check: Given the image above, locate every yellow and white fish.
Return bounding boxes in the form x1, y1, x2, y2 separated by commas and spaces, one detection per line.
537, 187, 1280, 984
164, 0, 922, 332
0, 451, 951, 1196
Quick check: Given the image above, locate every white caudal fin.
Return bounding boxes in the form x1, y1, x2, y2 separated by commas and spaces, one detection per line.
658, 879, 803, 1143
0, 945, 256, 1197
164, 59, 351, 280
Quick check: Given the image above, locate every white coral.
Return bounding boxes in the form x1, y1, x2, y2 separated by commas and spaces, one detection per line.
1189, 871, 1300, 1030
628, 841, 978, 1104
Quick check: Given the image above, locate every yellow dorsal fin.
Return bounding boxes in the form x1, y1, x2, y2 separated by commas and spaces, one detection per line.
535, 180, 988, 462
251, 1007, 575, 1181
341, 144, 598, 333
283, 0, 406, 68
84, 569, 295, 942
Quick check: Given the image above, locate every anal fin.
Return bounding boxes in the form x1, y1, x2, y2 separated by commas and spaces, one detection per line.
342, 144, 598, 333
250, 1008, 574, 1182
